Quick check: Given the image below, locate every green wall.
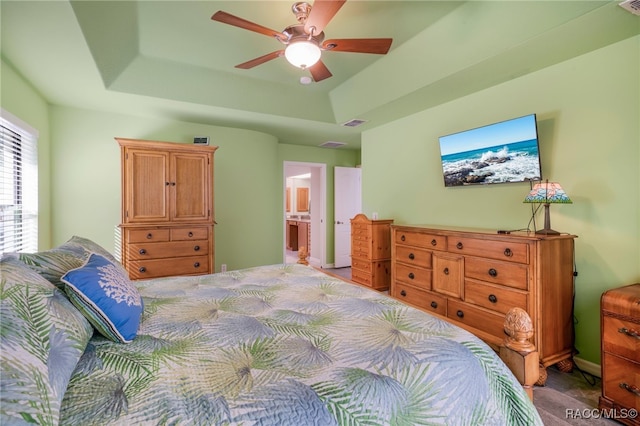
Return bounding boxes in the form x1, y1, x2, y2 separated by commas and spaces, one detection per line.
361, 36, 640, 366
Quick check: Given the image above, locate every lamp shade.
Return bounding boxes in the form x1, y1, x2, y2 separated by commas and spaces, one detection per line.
523, 181, 572, 204
284, 41, 321, 69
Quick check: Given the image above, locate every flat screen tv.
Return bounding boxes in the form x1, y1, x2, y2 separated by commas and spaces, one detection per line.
439, 114, 542, 187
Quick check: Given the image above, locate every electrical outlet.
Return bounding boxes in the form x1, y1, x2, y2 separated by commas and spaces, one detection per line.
221, 264, 227, 272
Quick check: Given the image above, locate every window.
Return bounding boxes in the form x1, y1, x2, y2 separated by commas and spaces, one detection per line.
1, 109, 38, 253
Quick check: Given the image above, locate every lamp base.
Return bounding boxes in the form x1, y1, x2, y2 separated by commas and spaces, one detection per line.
536, 203, 561, 235
535, 228, 560, 235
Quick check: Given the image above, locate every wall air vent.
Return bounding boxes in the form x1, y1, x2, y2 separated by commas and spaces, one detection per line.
342, 119, 368, 127
619, 0, 640, 15
319, 141, 347, 148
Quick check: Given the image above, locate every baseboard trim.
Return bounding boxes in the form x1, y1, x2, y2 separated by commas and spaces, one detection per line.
573, 356, 601, 378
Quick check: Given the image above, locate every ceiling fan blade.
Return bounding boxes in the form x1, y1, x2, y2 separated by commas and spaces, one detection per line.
212, 11, 286, 39
235, 50, 284, 69
308, 60, 332, 82
322, 38, 393, 54
304, 0, 346, 35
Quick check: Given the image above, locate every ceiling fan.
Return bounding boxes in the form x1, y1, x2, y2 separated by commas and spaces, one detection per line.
211, 0, 392, 82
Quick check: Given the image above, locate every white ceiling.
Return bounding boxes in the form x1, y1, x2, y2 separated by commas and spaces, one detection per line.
2, 1, 638, 148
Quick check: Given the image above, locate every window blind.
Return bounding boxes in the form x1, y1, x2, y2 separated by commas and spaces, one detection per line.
1, 110, 38, 254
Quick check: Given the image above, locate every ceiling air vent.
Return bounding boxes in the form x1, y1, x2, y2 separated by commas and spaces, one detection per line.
319, 141, 346, 148
342, 119, 368, 127
619, 0, 640, 15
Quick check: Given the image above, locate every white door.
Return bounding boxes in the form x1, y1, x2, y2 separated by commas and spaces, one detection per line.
334, 167, 362, 268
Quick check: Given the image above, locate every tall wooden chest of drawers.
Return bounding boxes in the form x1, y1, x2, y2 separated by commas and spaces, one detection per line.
117, 138, 217, 279
390, 224, 576, 377
598, 284, 640, 425
350, 214, 393, 291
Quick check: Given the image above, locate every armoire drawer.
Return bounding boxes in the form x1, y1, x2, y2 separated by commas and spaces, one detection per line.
449, 237, 529, 264
394, 263, 431, 290
127, 228, 170, 243
129, 255, 209, 280
392, 283, 447, 316
352, 257, 372, 273
128, 240, 208, 260
170, 227, 208, 241
464, 279, 528, 315
465, 257, 528, 290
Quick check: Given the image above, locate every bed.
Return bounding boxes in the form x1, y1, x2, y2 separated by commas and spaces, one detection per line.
1, 236, 543, 425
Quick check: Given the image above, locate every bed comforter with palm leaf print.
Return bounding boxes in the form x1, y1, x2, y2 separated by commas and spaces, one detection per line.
60, 263, 542, 425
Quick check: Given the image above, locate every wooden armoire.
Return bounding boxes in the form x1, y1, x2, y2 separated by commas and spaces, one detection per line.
117, 138, 217, 280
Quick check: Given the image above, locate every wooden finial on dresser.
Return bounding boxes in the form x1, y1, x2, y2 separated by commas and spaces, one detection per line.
500, 307, 540, 400
297, 246, 309, 265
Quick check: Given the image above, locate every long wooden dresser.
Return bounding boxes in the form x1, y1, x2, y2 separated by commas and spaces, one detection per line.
350, 214, 393, 291
598, 284, 640, 425
390, 224, 576, 379
117, 138, 217, 280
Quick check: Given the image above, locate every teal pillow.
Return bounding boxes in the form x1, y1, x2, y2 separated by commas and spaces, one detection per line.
15, 236, 119, 289
62, 253, 143, 343
0, 255, 93, 424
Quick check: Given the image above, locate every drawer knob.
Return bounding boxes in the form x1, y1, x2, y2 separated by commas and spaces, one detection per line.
401, 235, 406, 242
430, 301, 438, 309
146, 233, 153, 239
618, 327, 640, 339
188, 231, 193, 237
400, 290, 407, 297
456, 310, 464, 318
408, 272, 415, 280
139, 249, 147, 255
456, 242, 463, 250
619, 382, 640, 397
408, 253, 415, 260
504, 248, 513, 257
431, 239, 437, 246
488, 294, 498, 303
194, 262, 200, 268
138, 267, 146, 273
194, 245, 200, 251
488, 268, 498, 277
443, 267, 449, 275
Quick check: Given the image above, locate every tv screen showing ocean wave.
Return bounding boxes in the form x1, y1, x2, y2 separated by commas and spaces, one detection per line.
439, 114, 542, 187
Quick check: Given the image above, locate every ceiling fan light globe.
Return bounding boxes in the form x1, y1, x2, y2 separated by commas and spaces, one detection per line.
285, 41, 321, 69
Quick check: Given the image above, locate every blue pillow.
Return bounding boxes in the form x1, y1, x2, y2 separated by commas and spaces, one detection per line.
62, 253, 143, 343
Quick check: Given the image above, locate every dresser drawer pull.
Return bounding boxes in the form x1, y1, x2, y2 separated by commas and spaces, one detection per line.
194, 262, 200, 268
401, 235, 406, 242
430, 301, 438, 309
456, 310, 464, 318
408, 272, 415, 280
400, 290, 407, 297
188, 232, 194, 237
408, 253, 415, 260
619, 382, 640, 397
456, 242, 463, 250
488, 294, 498, 303
139, 249, 147, 255
488, 268, 498, 277
443, 267, 449, 275
138, 267, 146, 273
619, 327, 640, 339
193, 245, 200, 251
431, 239, 437, 246
504, 248, 513, 257
146, 233, 153, 239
